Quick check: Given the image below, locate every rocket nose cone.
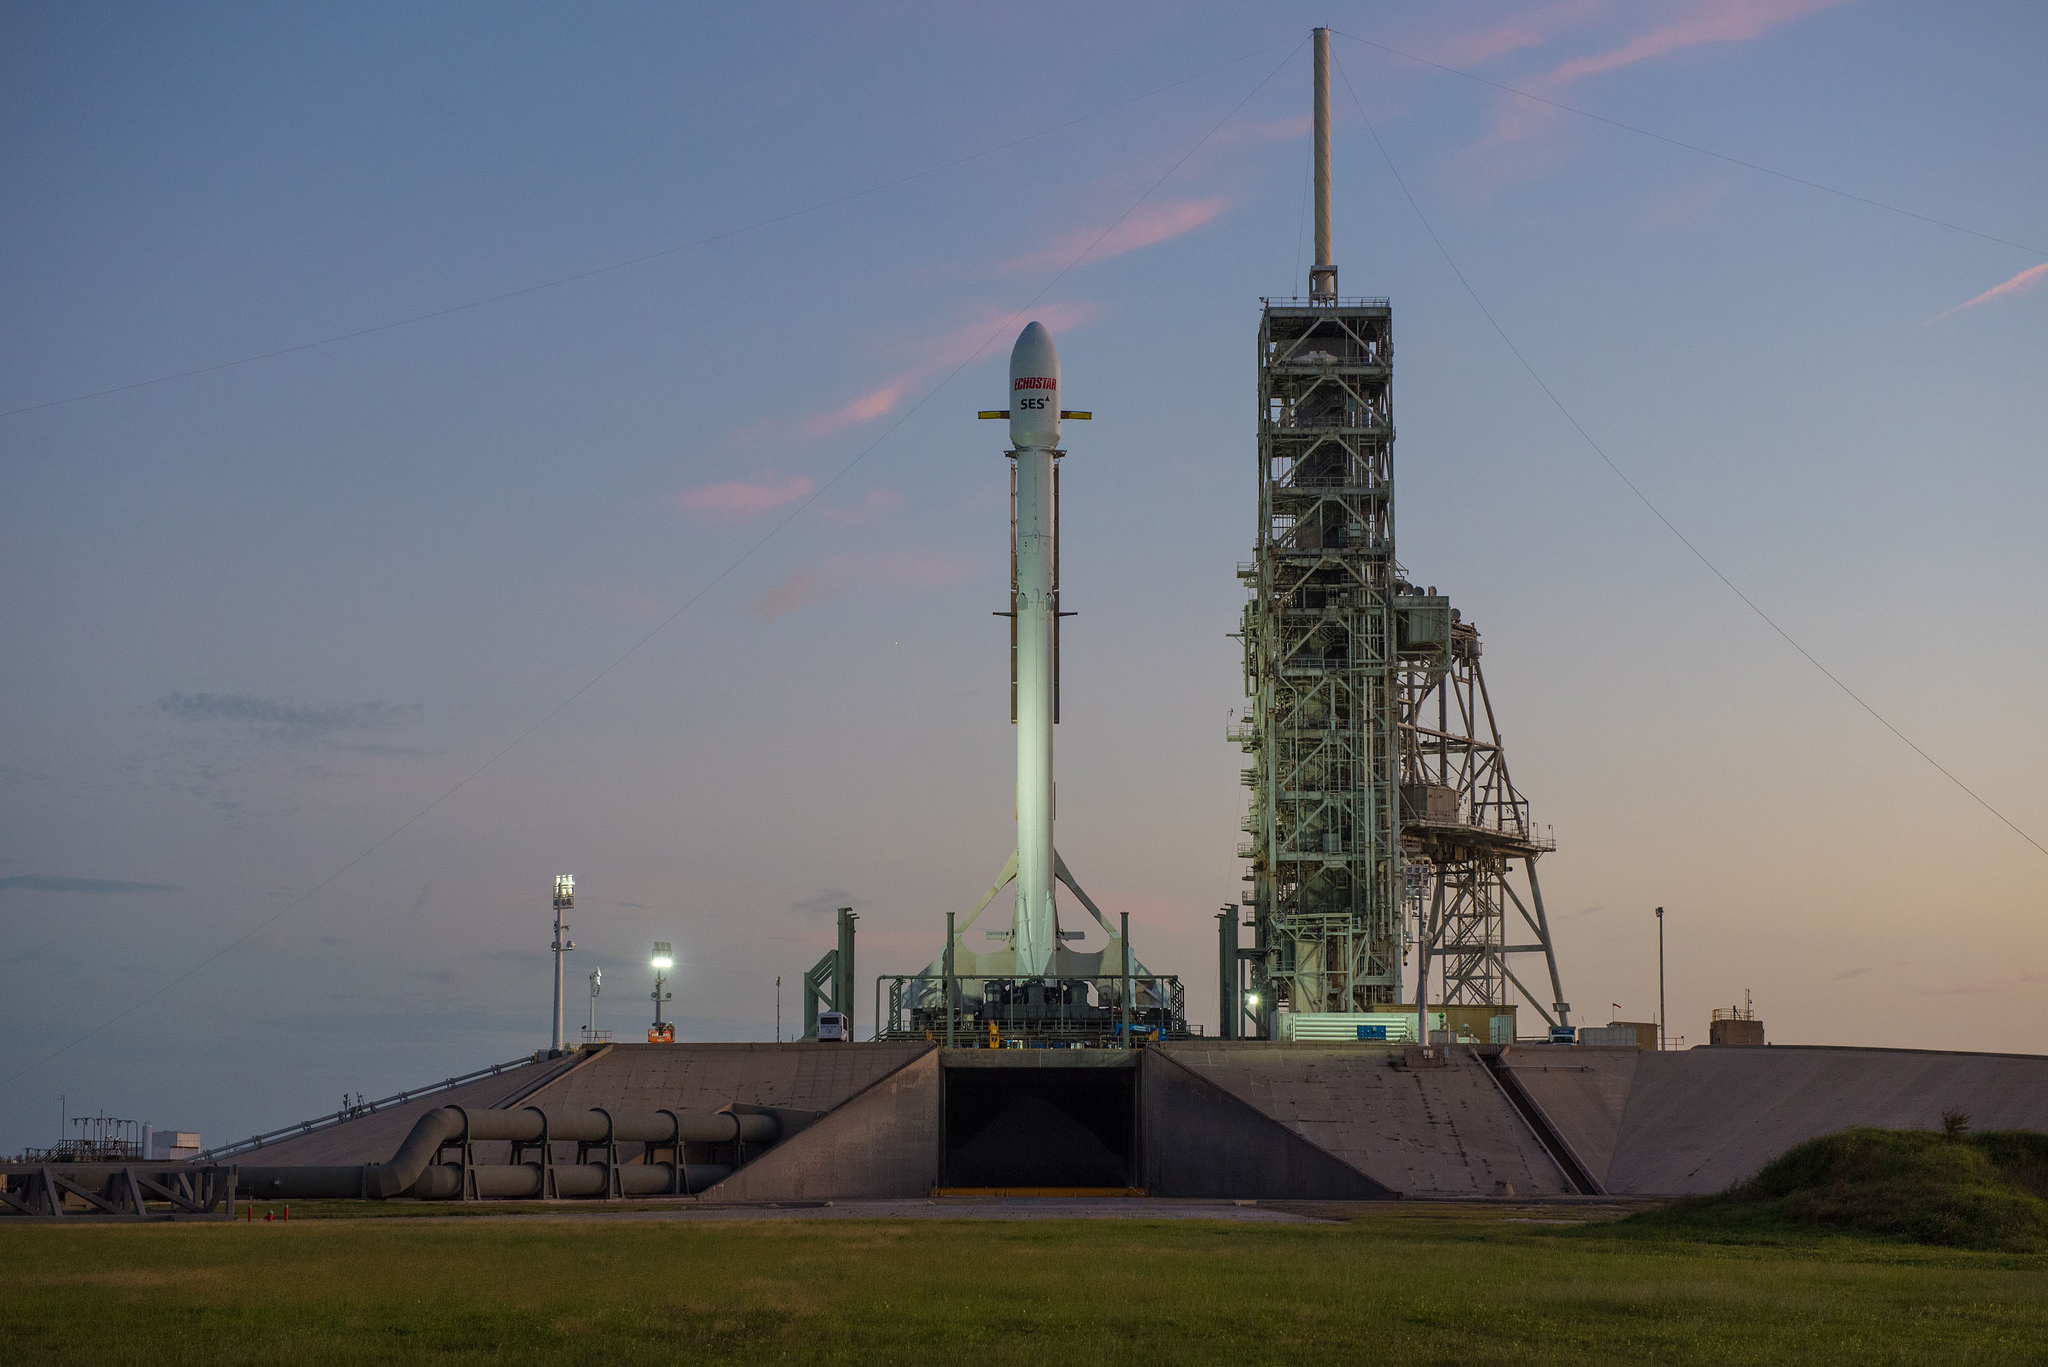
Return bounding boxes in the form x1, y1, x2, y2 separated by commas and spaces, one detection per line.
1009, 321, 1059, 383
1008, 322, 1061, 448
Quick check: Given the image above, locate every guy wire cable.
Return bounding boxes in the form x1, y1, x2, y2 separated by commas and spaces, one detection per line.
1330, 49, 2046, 861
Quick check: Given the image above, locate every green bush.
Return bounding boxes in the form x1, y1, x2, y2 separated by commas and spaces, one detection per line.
1633, 1128, 2048, 1251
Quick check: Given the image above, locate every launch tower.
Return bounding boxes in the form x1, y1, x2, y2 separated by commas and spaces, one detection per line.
1234, 30, 1570, 1041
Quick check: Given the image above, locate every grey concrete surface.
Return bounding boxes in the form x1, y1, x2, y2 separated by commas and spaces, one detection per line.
700, 1049, 940, 1201
1602, 1045, 2048, 1194
218, 1053, 587, 1166
1159, 1042, 1573, 1197
1496, 1045, 1641, 1190
1142, 1049, 1392, 1198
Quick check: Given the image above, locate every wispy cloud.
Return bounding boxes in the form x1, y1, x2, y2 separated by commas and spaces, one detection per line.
1453, 0, 1857, 191
795, 385, 905, 441
669, 477, 902, 525
751, 551, 966, 619
0, 874, 179, 894
1418, 0, 1616, 68
1921, 979, 2005, 996
726, 298, 1098, 456
1833, 966, 1873, 980
671, 475, 816, 519
1002, 197, 1232, 273
1634, 176, 1733, 230
1213, 114, 1312, 146
1927, 262, 2048, 324
816, 487, 903, 524
157, 692, 414, 739
1541, 0, 1853, 88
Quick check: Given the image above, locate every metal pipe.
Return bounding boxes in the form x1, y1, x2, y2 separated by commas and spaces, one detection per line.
241, 1166, 372, 1200
299, 1105, 779, 1201
1216, 908, 1237, 1040
1120, 911, 1132, 1048
944, 911, 957, 1048
408, 1162, 733, 1201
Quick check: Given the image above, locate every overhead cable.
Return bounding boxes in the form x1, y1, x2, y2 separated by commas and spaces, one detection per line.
1331, 51, 2046, 861
1331, 28, 2046, 262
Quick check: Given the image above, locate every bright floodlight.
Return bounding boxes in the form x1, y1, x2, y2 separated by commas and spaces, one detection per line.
1246, 992, 1261, 1008
651, 941, 673, 970
554, 874, 574, 907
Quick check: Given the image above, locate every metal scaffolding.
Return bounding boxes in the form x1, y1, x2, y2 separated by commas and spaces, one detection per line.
1398, 613, 1571, 1028
1233, 27, 1569, 1041
1233, 302, 1571, 1036
1237, 296, 1403, 1030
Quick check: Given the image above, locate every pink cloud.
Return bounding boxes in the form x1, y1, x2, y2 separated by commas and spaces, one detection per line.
815, 487, 904, 524
1634, 176, 1733, 231
751, 551, 966, 619
1452, 0, 1859, 194
1536, 0, 1855, 90
795, 384, 904, 441
672, 475, 815, 518
1921, 980, 2004, 996
1001, 197, 1232, 273
1213, 114, 1312, 146
1928, 262, 2048, 324
741, 299, 1099, 449
1419, 0, 1616, 68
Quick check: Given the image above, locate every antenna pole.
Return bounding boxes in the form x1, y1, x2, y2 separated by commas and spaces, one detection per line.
1310, 27, 1337, 302
1656, 906, 1667, 1050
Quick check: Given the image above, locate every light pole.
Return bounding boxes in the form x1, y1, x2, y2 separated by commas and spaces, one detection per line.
550, 875, 575, 1054
1656, 906, 1667, 1051
649, 942, 674, 1043
586, 967, 601, 1040
775, 974, 782, 1044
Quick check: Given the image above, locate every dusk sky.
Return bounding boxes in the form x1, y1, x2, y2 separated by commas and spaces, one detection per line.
3, 1, 2043, 1154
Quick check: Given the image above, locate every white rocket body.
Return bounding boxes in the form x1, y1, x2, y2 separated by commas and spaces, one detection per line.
1009, 322, 1060, 976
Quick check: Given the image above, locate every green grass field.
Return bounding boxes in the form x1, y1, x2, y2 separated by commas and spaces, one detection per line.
5, 1203, 2045, 1365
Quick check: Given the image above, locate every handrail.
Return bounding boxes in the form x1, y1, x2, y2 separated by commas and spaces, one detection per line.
196, 1053, 554, 1162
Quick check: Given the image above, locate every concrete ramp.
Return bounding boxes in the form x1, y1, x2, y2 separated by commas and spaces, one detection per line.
226, 1042, 930, 1169
1142, 1049, 1392, 1199
1494, 1045, 1641, 1190
526, 1041, 929, 1116
1601, 1046, 2048, 1195
1156, 1043, 1573, 1197
700, 1050, 940, 1200
216, 1052, 590, 1166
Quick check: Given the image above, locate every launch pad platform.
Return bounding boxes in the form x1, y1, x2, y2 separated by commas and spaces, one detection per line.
43, 1038, 2037, 1215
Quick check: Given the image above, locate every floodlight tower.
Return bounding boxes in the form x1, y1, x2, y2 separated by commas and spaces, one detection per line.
649, 942, 675, 1043
550, 875, 575, 1052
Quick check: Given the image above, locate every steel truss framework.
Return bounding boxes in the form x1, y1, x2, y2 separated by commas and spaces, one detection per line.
1399, 618, 1571, 1028
1238, 298, 1570, 1034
